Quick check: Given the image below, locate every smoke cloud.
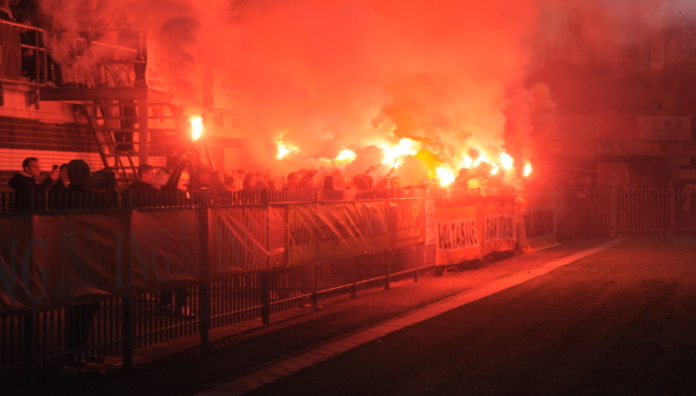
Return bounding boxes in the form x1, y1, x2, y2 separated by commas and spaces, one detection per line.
36, 0, 696, 184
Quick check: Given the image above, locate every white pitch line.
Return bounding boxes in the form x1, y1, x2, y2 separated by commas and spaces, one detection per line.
195, 237, 627, 396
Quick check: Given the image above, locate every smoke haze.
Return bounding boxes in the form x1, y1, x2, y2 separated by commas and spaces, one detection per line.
37, 0, 696, 184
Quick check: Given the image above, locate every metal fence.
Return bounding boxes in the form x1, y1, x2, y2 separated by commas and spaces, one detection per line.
558, 187, 696, 237
0, 188, 444, 386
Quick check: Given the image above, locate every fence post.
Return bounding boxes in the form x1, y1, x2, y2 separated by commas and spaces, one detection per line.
609, 186, 617, 237
351, 256, 357, 299
122, 297, 134, 368
23, 313, 36, 389
260, 271, 270, 325
198, 189, 212, 346
384, 250, 391, 290
669, 187, 676, 232
199, 283, 211, 345
311, 263, 319, 311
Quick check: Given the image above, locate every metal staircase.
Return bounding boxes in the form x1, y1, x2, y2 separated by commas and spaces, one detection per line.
72, 99, 189, 188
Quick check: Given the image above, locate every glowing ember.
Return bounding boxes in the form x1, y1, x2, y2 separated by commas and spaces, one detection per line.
490, 165, 500, 175
189, 116, 203, 141
334, 149, 357, 165
380, 138, 421, 168
524, 164, 532, 177
436, 167, 455, 187
500, 153, 514, 170
277, 139, 298, 159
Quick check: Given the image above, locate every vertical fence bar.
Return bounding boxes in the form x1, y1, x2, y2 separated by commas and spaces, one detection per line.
260, 272, 270, 325
311, 263, 319, 311
199, 283, 211, 345
610, 187, 617, 237
23, 313, 36, 389
121, 297, 134, 368
669, 188, 676, 232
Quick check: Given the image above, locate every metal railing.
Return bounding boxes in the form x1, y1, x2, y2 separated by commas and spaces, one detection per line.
0, 187, 506, 214
557, 187, 696, 237
0, 188, 446, 386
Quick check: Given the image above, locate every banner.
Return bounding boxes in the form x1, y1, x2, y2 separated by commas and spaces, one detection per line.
209, 207, 274, 276
435, 198, 519, 266
145, 34, 169, 92
481, 202, 517, 255
435, 204, 481, 266
0, 216, 37, 312
130, 210, 203, 285
390, 199, 425, 248
287, 202, 390, 266
519, 194, 558, 252
425, 199, 436, 246
1, 210, 203, 314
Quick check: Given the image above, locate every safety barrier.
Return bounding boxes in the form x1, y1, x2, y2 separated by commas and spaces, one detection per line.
557, 187, 696, 237
0, 188, 554, 385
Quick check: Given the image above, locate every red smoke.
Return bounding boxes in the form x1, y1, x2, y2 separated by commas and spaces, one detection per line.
38, 0, 685, 185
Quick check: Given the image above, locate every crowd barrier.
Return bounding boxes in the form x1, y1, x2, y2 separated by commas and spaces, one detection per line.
0, 188, 557, 384
557, 187, 696, 238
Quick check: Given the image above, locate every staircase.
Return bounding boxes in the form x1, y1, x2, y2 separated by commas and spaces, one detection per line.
74, 100, 189, 189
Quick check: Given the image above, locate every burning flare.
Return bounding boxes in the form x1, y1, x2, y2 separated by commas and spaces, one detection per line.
461, 154, 474, 169
499, 153, 514, 170
189, 115, 203, 141
473, 153, 490, 168
277, 139, 298, 159
334, 149, 357, 165
490, 165, 500, 175
436, 167, 455, 187
379, 138, 421, 168
524, 164, 532, 177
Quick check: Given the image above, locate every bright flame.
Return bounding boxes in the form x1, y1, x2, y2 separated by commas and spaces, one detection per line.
524, 164, 532, 177
473, 153, 490, 167
436, 167, 455, 187
334, 149, 357, 165
462, 155, 473, 169
277, 139, 298, 159
491, 166, 500, 175
189, 116, 203, 141
380, 138, 421, 168
500, 153, 514, 170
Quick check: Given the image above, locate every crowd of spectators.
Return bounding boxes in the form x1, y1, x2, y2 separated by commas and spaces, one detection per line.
8, 154, 527, 212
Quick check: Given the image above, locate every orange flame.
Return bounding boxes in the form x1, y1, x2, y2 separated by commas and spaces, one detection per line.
277, 139, 298, 159
461, 155, 474, 169
490, 165, 500, 175
473, 152, 490, 167
334, 149, 357, 165
379, 138, 421, 168
189, 116, 203, 141
523, 164, 532, 177
436, 167, 455, 187
500, 153, 514, 170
